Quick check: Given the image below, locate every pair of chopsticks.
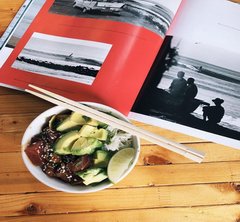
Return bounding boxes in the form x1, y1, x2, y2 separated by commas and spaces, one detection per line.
26, 84, 205, 163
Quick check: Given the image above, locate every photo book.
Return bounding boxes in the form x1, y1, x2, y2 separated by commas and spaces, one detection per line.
1, 0, 240, 150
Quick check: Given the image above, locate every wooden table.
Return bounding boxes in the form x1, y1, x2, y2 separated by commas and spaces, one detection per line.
1, 1, 240, 221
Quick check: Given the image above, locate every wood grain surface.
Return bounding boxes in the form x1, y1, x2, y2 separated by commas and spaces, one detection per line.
1, 1, 240, 221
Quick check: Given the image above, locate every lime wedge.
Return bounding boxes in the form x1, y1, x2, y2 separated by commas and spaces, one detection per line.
107, 148, 135, 184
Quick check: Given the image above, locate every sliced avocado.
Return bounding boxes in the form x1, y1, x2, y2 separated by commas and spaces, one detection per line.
56, 115, 80, 132
69, 112, 84, 122
93, 150, 111, 168
71, 137, 103, 156
53, 130, 80, 155
48, 115, 57, 130
76, 167, 108, 186
78, 125, 108, 141
69, 112, 97, 126
56, 112, 101, 132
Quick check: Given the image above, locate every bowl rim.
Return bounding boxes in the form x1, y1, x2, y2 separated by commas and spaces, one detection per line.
21, 102, 140, 193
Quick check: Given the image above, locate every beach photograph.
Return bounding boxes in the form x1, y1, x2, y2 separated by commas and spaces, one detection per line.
131, 35, 240, 143
11, 32, 112, 85
48, 0, 181, 38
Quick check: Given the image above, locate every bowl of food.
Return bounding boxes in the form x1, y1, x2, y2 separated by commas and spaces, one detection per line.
21, 102, 140, 193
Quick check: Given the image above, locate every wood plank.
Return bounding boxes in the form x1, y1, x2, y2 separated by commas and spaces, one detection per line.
0, 94, 53, 114
1, 183, 240, 217
228, 0, 240, 3
132, 120, 206, 143
0, 0, 25, 11
0, 1, 25, 34
0, 86, 25, 95
1, 204, 240, 222
0, 28, 6, 36
0, 11, 18, 28
0, 133, 21, 152
0, 113, 207, 143
139, 143, 240, 164
0, 113, 51, 133
1, 133, 240, 163
118, 162, 240, 187
2, 160, 240, 194
2, 205, 240, 222
2, 132, 240, 163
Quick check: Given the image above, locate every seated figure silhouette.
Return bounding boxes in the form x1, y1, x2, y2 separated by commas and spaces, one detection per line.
203, 98, 225, 124
179, 77, 198, 113
168, 71, 187, 98
184, 78, 198, 100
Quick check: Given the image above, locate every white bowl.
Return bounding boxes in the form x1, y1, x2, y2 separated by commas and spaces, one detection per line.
21, 102, 140, 193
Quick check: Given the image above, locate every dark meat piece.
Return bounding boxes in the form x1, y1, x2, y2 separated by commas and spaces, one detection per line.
49, 153, 62, 163
42, 127, 62, 146
62, 155, 78, 164
55, 164, 74, 183
71, 175, 83, 185
24, 137, 45, 166
69, 155, 92, 173
42, 162, 58, 178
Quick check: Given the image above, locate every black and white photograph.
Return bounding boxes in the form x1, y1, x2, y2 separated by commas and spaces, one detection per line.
11, 32, 112, 85
48, 0, 181, 38
131, 35, 240, 144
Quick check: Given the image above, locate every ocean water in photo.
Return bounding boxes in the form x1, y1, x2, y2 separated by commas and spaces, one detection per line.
12, 48, 100, 85
157, 55, 240, 132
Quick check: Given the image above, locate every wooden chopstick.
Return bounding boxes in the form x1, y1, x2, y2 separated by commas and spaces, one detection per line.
25, 84, 205, 163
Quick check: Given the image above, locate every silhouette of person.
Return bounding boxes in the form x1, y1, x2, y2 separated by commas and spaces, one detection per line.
184, 78, 198, 100
168, 71, 187, 98
203, 98, 225, 123
179, 78, 198, 113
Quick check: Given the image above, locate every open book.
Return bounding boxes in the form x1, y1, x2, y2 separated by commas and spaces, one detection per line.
1, 0, 240, 149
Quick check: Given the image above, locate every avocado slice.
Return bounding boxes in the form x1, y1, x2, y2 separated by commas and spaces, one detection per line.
93, 150, 111, 168
71, 137, 103, 156
56, 112, 101, 132
56, 115, 80, 132
78, 125, 108, 141
53, 130, 80, 155
76, 167, 108, 186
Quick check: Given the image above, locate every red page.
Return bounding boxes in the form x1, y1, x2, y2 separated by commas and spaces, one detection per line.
0, 0, 163, 115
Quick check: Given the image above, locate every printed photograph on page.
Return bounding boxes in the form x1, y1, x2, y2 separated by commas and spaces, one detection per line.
11, 32, 112, 85
131, 35, 240, 147
48, 0, 181, 38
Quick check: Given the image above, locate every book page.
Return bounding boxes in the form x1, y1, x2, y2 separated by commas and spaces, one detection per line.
0, 0, 182, 115
130, 0, 240, 149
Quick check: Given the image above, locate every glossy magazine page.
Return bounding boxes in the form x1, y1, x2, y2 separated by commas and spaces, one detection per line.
130, 0, 240, 149
0, 0, 182, 115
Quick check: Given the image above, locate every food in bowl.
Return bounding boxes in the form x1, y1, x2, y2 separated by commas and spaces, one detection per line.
22, 103, 140, 193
